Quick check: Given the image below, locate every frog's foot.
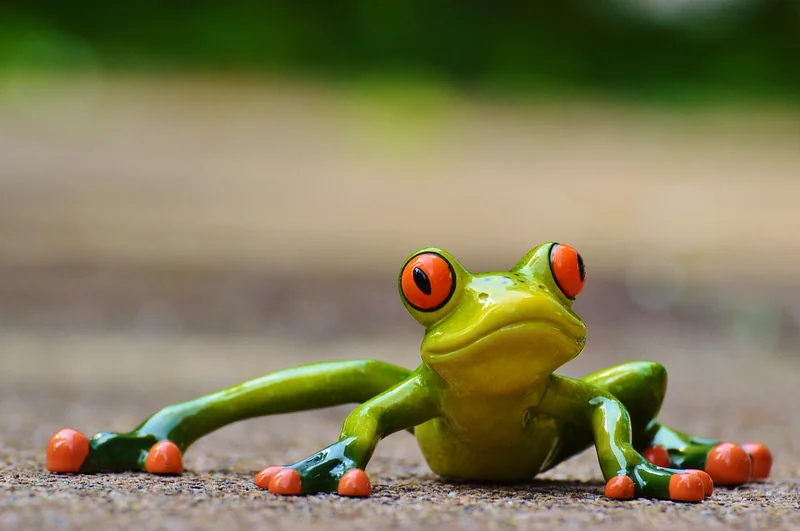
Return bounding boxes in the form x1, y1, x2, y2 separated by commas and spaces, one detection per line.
643, 440, 771, 486
254, 464, 371, 497
253, 438, 371, 497
605, 464, 713, 503
700, 441, 771, 484
46, 428, 183, 475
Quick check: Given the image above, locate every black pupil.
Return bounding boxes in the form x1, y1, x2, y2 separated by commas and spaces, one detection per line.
413, 267, 432, 295
577, 253, 585, 282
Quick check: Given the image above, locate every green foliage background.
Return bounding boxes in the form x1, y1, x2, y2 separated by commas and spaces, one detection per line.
1, 1, 799, 104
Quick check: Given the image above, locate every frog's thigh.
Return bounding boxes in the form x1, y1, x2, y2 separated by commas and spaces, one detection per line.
541, 361, 666, 470
581, 360, 667, 434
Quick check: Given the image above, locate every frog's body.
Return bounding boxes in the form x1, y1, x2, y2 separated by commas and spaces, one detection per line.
45, 242, 772, 502
415, 384, 563, 481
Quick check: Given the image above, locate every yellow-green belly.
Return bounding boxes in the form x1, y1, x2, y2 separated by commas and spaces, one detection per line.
414, 406, 566, 481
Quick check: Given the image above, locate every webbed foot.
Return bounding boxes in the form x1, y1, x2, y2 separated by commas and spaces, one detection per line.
46, 428, 183, 474
253, 437, 371, 497
641, 440, 772, 486
255, 465, 371, 497
604, 463, 713, 502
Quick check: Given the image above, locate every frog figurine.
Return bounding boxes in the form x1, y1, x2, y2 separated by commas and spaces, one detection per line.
46, 242, 772, 502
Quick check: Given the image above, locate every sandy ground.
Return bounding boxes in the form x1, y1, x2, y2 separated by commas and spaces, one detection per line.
1, 324, 799, 531
1, 76, 799, 529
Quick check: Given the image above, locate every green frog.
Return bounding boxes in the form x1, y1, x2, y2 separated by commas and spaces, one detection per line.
46, 242, 772, 502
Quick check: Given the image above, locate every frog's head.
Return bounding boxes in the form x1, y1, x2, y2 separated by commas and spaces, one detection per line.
398, 242, 587, 396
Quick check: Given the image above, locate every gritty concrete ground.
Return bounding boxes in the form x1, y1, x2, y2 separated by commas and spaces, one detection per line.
1, 325, 799, 531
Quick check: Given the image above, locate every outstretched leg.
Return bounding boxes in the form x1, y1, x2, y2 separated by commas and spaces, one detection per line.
256, 366, 440, 497
541, 361, 668, 470
543, 361, 771, 491
539, 370, 713, 502
638, 416, 771, 487
46, 360, 412, 475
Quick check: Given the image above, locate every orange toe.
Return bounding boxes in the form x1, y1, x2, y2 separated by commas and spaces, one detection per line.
668, 472, 705, 502
145, 441, 184, 474
642, 445, 671, 468
337, 469, 371, 497
268, 468, 302, 495
604, 475, 636, 500
255, 466, 283, 489
46, 428, 90, 473
684, 469, 714, 496
742, 442, 772, 479
704, 442, 751, 486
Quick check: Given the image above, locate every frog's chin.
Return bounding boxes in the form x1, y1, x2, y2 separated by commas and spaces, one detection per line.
421, 322, 586, 396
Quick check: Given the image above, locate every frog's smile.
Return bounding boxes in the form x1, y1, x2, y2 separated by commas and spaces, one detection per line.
422, 319, 586, 361
419, 279, 587, 366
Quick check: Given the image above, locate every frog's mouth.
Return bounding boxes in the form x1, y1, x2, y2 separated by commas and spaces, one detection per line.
420, 291, 587, 365
422, 318, 586, 362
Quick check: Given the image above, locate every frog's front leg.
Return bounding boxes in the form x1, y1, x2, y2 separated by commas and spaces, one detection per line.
539, 374, 712, 502
46, 360, 411, 475
258, 367, 439, 497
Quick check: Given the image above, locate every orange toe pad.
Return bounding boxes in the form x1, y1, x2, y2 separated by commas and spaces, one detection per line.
642, 445, 670, 468
145, 441, 184, 474
46, 428, 89, 473
684, 469, 714, 496
669, 472, 705, 502
742, 442, 772, 479
268, 468, 302, 495
337, 469, 371, 497
704, 442, 751, 486
255, 466, 283, 489
604, 475, 635, 500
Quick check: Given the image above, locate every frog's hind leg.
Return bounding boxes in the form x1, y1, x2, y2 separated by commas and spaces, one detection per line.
46, 360, 412, 475
601, 361, 771, 486
640, 422, 771, 487
546, 361, 772, 485
541, 361, 770, 487
540, 361, 668, 473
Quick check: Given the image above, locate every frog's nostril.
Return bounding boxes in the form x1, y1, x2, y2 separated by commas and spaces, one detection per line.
538, 285, 545, 290
478, 292, 489, 301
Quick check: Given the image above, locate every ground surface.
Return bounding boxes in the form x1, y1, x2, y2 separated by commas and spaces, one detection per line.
1, 325, 799, 531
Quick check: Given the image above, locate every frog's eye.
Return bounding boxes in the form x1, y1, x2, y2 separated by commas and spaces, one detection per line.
550, 243, 585, 299
400, 252, 456, 312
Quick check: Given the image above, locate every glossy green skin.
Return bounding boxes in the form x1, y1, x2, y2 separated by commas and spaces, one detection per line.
76, 242, 722, 499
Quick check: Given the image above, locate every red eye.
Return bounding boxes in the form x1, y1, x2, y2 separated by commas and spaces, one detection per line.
400, 252, 456, 312
550, 243, 585, 299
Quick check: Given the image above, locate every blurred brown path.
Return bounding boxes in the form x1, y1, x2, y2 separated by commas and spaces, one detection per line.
0, 75, 799, 283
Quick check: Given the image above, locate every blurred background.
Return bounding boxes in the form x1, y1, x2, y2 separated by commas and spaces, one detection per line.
1, 0, 800, 480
